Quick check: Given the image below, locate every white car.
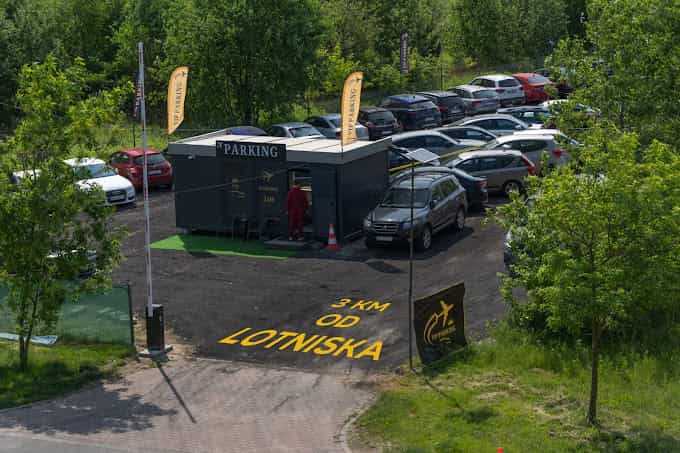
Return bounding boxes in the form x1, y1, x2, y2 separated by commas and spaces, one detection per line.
470, 74, 525, 107
453, 114, 540, 136
65, 158, 136, 206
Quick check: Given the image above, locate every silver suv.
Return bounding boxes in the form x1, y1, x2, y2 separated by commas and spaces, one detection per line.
364, 173, 468, 251
448, 150, 536, 196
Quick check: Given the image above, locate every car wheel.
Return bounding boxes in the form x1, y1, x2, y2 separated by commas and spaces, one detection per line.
454, 208, 466, 231
415, 225, 432, 252
503, 180, 523, 196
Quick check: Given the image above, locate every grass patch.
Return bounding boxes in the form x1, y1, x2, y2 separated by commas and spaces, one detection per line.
151, 234, 295, 260
0, 341, 133, 409
356, 326, 680, 452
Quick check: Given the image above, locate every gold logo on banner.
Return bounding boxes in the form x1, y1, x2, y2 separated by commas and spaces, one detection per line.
423, 300, 455, 346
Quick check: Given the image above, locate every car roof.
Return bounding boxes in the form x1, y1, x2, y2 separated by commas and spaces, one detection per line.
273, 122, 313, 128
393, 173, 451, 188
452, 84, 489, 92
472, 74, 515, 81
386, 94, 430, 103
456, 149, 523, 159
497, 134, 553, 142
498, 106, 548, 113
416, 90, 458, 98
514, 129, 561, 136
120, 148, 160, 157
359, 106, 388, 113
64, 157, 105, 166
459, 113, 520, 122
392, 130, 451, 140
512, 72, 542, 78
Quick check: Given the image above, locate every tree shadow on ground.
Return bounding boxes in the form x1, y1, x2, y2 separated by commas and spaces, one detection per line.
0, 371, 176, 435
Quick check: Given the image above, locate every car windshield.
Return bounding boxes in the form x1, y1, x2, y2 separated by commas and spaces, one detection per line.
381, 188, 430, 208
499, 79, 519, 87
133, 153, 167, 165
473, 90, 497, 99
367, 111, 394, 121
411, 100, 437, 110
528, 75, 550, 84
328, 118, 341, 127
440, 96, 461, 107
73, 163, 116, 179
290, 126, 320, 137
482, 139, 502, 150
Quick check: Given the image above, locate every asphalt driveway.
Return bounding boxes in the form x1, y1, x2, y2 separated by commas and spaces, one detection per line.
113, 191, 507, 373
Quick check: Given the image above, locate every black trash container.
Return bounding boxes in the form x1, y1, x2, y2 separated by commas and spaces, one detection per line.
146, 304, 165, 352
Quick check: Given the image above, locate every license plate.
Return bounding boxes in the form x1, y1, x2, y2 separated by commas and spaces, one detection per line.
110, 195, 125, 201
375, 236, 393, 242
149, 170, 161, 176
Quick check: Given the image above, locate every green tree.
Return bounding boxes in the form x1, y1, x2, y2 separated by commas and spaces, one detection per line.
163, 0, 325, 127
0, 56, 127, 370
550, 0, 680, 147
495, 128, 680, 424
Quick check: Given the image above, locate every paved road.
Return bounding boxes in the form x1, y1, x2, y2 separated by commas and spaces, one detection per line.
113, 190, 507, 372
0, 359, 372, 453
0, 191, 508, 452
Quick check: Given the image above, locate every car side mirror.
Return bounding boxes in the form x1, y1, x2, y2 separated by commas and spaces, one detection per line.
515, 125, 523, 130
429, 200, 436, 209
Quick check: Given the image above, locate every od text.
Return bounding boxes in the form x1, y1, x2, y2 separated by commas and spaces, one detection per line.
218, 298, 390, 361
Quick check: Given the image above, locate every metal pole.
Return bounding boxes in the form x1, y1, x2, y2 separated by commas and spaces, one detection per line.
408, 160, 414, 370
132, 122, 136, 148
138, 42, 154, 319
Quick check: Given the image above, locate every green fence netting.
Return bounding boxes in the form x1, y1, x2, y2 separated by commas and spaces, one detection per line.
0, 285, 133, 345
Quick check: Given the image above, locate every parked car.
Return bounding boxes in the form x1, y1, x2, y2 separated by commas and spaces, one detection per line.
448, 150, 535, 196
224, 125, 267, 136
379, 94, 442, 131
449, 85, 500, 115
364, 172, 467, 251
469, 74, 525, 107
512, 73, 552, 104
65, 158, 136, 205
481, 134, 571, 171
109, 148, 173, 190
541, 99, 599, 117
453, 114, 534, 136
358, 107, 401, 140
535, 67, 573, 98
269, 122, 324, 138
437, 125, 497, 143
305, 114, 369, 140
497, 106, 551, 127
391, 131, 484, 157
416, 91, 466, 124
392, 166, 488, 211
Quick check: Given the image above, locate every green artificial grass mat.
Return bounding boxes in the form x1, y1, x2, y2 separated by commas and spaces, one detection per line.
151, 234, 295, 260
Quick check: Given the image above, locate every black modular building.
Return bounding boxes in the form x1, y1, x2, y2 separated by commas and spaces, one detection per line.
167, 131, 392, 241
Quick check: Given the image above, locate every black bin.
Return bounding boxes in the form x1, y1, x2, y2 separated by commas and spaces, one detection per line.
146, 304, 165, 352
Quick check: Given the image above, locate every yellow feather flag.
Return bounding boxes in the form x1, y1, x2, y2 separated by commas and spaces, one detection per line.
167, 66, 189, 135
340, 71, 364, 146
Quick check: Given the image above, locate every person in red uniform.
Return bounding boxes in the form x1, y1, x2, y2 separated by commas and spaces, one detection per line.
286, 184, 308, 240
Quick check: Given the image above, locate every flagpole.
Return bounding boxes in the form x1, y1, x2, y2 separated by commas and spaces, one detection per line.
138, 41, 154, 319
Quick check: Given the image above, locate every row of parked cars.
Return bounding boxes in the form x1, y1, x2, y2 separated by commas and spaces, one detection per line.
261, 71, 563, 142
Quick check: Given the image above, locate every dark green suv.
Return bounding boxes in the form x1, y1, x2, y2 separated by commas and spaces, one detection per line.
363, 173, 468, 251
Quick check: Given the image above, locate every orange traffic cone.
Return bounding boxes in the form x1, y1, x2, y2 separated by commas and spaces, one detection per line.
326, 223, 341, 251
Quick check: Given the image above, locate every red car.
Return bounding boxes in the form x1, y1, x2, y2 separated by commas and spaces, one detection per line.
512, 73, 553, 104
109, 148, 173, 190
